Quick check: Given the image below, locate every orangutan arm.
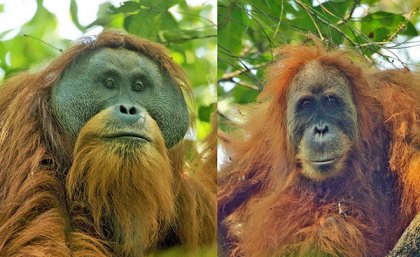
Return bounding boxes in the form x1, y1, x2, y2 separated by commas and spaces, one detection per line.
240, 192, 372, 257
376, 69, 419, 214
171, 123, 217, 249
293, 215, 369, 257
0, 171, 71, 257
376, 70, 420, 256
0, 169, 111, 257
173, 173, 216, 248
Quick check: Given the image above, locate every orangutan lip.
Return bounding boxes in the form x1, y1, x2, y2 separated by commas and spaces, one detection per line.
104, 133, 151, 142
310, 158, 337, 165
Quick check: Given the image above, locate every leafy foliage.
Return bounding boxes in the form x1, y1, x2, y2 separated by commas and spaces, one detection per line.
218, 0, 419, 126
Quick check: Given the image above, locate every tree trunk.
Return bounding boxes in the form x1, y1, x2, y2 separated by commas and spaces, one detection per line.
387, 214, 420, 257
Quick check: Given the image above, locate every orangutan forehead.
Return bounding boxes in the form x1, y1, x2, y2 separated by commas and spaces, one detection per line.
81, 48, 162, 74
289, 61, 351, 96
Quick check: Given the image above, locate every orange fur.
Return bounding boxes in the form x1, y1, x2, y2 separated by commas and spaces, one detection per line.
372, 69, 420, 217
67, 108, 175, 256
218, 44, 418, 257
0, 30, 216, 256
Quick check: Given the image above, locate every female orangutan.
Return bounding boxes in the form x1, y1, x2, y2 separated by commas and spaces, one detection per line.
218, 43, 419, 257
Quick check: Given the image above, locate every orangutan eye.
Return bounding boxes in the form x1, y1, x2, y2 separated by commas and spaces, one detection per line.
299, 98, 314, 110
325, 95, 339, 108
104, 78, 116, 89
133, 81, 145, 92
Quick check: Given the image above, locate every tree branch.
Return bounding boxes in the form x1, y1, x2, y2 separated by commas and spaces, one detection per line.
337, 0, 361, 25
219, 62, 268, 83
387, 214, 420, 257
386, 7, 418, 42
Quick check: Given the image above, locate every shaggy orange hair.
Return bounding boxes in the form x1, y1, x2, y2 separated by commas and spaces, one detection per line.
0, 30, 216, 256
218, 44, 418, 257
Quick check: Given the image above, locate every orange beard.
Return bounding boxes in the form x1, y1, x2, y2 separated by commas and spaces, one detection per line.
66, 108, 176, 256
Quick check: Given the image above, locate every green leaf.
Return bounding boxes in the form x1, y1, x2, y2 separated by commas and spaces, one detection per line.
361, 11, 405, 41
109, 1, 140, 13
248, 0, 284, 18
361, 0, 381, 4
232, 85, 259, 104
354, 35, 380, 56
139, 0, 175, 9
371, 27, 390, 42
160, 10, 178, 30
124, 10, 159, 39
400, 21, 418, 37
198, 104, 215, 122
218, 2, 244, 56
313, 0, 352, 24
70, 0, 85, 31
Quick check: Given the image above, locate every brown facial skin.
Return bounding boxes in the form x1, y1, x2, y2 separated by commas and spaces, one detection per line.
286, 61, 358, 181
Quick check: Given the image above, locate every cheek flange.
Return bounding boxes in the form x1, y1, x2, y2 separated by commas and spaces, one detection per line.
50, 48, 190, 149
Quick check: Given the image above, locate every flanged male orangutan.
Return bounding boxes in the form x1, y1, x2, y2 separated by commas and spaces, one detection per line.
0, 30, 216, 257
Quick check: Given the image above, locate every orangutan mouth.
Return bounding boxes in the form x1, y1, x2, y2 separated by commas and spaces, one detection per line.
104, 132, 151, 142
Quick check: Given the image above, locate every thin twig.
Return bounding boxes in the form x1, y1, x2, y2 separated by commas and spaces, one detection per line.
217, 110, 238, 128
296, 0, 324, 40
218, 77, 259, 91
337, 0, 360, 25
380, 48, 408, 69
316, 0, 342, 20
273, 0, 285, 39
386, 7, 418, 42
220, 62, 269, 82
248, 2, 275, 59
23, 34, 63, 52
160, 34, 217, 44
238, 59, 264, 91
295, 1, 355, 45
236, 80, 260, 91
356, 39, 420, 48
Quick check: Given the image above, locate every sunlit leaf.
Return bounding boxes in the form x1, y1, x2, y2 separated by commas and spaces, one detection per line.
218, 2, 244, 56
109, 1, 140, 13
198, 104, 215, 122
